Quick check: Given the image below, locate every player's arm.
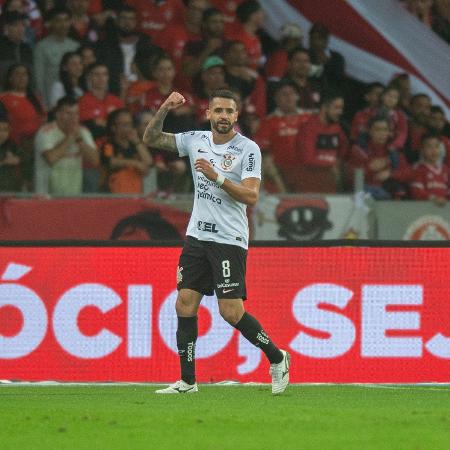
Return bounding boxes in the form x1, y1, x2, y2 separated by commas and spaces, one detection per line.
194, 158, 260, 206
142, 92, 185, 153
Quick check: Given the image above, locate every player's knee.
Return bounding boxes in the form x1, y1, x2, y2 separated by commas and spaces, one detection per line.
219, 303, 242, 325
175, 291, 198, 316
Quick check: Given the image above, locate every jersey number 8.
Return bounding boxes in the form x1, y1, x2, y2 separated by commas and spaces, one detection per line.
222, 260, 231, 278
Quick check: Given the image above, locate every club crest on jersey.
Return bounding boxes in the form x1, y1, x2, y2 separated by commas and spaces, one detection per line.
221, 154, 236, 171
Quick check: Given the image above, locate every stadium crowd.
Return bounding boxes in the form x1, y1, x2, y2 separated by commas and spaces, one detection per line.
0, 0, 449, 204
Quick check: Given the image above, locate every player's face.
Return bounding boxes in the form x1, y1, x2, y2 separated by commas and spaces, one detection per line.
207, 97, 239, 134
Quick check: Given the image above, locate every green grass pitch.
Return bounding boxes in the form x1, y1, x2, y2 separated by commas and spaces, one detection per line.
0, 384, 449, 450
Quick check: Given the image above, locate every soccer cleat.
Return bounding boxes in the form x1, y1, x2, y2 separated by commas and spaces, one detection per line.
269, 350, 291, 395
155, 380, 198, 394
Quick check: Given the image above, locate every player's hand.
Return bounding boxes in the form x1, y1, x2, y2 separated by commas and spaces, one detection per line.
195, 158, 217, 182
161, 92, 186, 111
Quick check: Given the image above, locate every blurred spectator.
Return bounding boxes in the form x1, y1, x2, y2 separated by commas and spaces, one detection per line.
428, 106, 450, 160
389, 73, 411, 114
77, 42, 96, 69
143, 54, 196, 133
255, 80, 311, 193
49, 51, 85, 109
78, 62, 123, 191
410, 133, 449, 206
349, 116, 412, 199
67, 0, 100, 44
227, 0, 265, 69
95, 5, 163, 97
2, 0, 43, 45
0, 63, 46, 188
0, 115, 23, 191
406, 93, 432, 162
222, 40, 266, 118
100, 108, 152, 193
192, 55, 227, 125
182, 7, 227, 81
406, 0, 433, 27
308, 23, 346, 91
154, 0, 208, 77
34, 95, 98, 194
124, 49, 156, 115
125, 0, 185, 41
432, 0, 450, 43
355, 86, 408, 151
78, 62, 124, 142
351, 82, 384, 142
280, 47, 324, 113
209, 0, 245, 25
33, 7, 79, 110
296, 91, 349, 193
0, 11, 32, 90
265, 23, 304, 82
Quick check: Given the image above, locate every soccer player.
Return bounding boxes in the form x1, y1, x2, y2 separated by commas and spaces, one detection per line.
143, 89, 290, 395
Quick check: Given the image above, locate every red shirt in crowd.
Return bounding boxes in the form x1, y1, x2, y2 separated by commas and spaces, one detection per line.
126, 0, 185, 40
254, 110, 311, 182
226, 24, 263, 69
0, 92, 45, 144
78, 92, 124, 123
295, 114, 349, 192
410, 161, 449, 200
209, 0, 245, 25
349, 142, 412, 187
265, 50, 289, 81
351, 106, 407, 150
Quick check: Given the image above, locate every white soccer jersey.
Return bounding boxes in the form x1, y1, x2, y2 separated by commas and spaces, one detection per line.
175, 130, 262, 249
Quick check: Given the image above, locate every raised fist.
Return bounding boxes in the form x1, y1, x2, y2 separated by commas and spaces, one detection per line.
162, 92, 186, 111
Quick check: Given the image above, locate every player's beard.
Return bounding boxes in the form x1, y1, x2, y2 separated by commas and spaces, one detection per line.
211, 119, 234, 134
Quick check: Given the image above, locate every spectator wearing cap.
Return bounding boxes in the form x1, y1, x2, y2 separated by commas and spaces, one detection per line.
280, 47, 325, 113
308, 23, 346, 92
265, 23, 304, 82
222, 40, 266, 118
226, 0, 265, 69
33, 7, 79, 110
254, 81, 311, 193
182, 7, 228, 81
95, 5, 163, 98
192, 55, 227, 125
296, 91, 349, 193
0, 11, 33, 90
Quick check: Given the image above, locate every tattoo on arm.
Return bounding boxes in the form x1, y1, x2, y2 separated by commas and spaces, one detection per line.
142, 108, 177, 153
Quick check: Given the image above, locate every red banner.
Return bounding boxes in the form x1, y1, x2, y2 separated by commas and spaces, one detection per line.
0, 246, 449, 382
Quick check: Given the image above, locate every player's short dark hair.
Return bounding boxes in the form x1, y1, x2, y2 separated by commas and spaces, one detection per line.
421, 132, 441, 145
236, 0, 261, 24
209, 89, 239, 107
288, 46, 309, 61
321, 90, 344, 106
55, 95, 78, 111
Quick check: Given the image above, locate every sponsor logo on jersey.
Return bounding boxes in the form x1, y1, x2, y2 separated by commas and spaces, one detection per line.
197, 148, 208, 153
216, 281, 240, 289
197, 221, 219, 233
226, 145, 243, 154
197, 191, 222, 204
221, 154, 236, 171
246, 153, 255, 172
